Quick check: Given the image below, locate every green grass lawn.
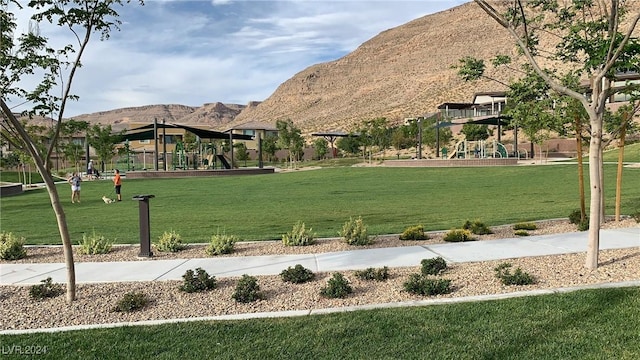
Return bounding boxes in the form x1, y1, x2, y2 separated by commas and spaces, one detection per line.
2, 286, 639, 359
2, 165, 640, 244
602, 142, 640, 162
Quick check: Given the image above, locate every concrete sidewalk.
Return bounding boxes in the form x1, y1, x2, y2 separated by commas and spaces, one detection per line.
1, 227, 638, 286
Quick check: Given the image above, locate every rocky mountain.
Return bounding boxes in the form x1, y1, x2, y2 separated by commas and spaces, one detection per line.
67, 1, 639, 135
229, 2, 518, 133
71, 102, 245, 130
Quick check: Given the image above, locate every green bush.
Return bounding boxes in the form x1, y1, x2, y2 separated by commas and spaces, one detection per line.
280, 264, 315, 284
462, 219, 493, 235
232, 274, 263, 303
494, 263, 536, 286
179, 268, 217, 293
443, 229, 474, 242
403, 274, 452, 296
0, 232, 27, 260
29, 277, 64, 301
577, 219, 589, 231
421, 257, 447, 276
206, 232, 238, 256
339, 216, 373, 246
514, 230, 530, 236
354, 267, 389, 281
154, 230, 186, 253
399, 225, 428, 241
568, 209, 582, 224
513, 222, 537, 231
320, 272, 353, 298
282, 221, 316, 246
112, 292, 150, 312
78, 230, 113, 255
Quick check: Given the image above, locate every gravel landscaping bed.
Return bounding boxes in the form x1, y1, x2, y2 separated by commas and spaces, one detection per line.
1, 219, 638, 331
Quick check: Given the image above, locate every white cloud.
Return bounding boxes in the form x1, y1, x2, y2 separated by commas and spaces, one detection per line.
6, 1, 465, 117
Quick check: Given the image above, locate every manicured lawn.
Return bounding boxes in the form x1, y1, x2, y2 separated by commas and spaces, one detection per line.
1, 165, 640, 244
2, 287, 639, 359
602, 142, 640, 162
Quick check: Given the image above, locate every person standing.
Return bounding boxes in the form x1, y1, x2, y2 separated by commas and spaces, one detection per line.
113, 169, 122, 201
87, 160, 94, 178
68, 172, 82, 203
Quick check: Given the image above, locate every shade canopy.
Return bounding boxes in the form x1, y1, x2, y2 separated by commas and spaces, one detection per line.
122, 123, 254, 141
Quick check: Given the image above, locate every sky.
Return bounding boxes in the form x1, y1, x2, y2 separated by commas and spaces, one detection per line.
8, 0, 466, 118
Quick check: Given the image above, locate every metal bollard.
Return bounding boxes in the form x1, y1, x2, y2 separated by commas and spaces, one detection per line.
132, 194, 155, 258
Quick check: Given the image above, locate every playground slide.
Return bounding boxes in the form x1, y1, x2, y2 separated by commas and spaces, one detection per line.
216, 154, 232, 169
449, 141, 464, 159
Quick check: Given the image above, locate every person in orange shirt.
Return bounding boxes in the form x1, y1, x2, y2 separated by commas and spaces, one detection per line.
113, 169, 122, 201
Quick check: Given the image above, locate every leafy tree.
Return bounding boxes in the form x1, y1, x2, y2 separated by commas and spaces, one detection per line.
276, 119, 304, 167
312, 137, 328, 160
1, 0, 143, 302
360, 117, 391, 160
474, 0, 640, 269
59, 119, 89, 172
261, 133, 278, 163
336, 134, 361, 156
421, 117, 453, 154
460, 123, 492, 141
87, 124, 123, 172
234, 142, 250, 166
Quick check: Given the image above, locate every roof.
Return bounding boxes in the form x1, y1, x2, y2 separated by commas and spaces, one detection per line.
123, 123, 253, 141
435, 115, 512, 128
231, 121, 278, 131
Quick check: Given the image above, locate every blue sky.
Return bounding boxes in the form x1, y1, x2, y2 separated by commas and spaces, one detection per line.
10, 1, 465, 117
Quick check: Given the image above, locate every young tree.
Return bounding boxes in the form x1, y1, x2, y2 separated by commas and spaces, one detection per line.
59, 119, 89, 172
276, 119, 304, 168
460, 123, 493, 141
312, 137, 328, 160
473, 0, 640, 269
261, 134, 278, 163
87, 124, 123, 172
1, 0, 142, 302
234, 142, 250, 166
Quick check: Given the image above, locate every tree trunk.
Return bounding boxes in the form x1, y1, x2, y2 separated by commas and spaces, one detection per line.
1, 101, 76, 302
576, 117, 586, 222
615, 120, 627, 222
585, 118, 603, 270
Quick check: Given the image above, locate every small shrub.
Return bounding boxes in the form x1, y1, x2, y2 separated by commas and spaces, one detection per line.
154, 230, 186, 253
577, 219, 589, 231
421, 257, 447, 276
632, 211, 640, 223
339, 216, 373, 246
568, 209, 587, 225
0, 232, 27, 260
514, 230, 530, 236
443, 228, 474, 242
112, 292, 150, 312
462, 219, 493, 235
232, 274, 263, 303
513, 222, 537, 231
354, 267, 389, 281
206, 232, 238, 256
399, 225, 428, 241
280, 264, 315, 284
403, 274, 452, 296
282, 221, 316, 246
29, 277, 64, 301
320, 272, 353, 298
494, 263, 536, 285
78, 230, 113, 255
179, 268, 217, 293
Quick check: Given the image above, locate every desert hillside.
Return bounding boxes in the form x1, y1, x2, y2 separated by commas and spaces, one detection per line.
67, 1, 639, 135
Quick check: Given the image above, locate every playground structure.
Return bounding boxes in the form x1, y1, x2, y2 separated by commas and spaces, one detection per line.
447, 140, 527, 159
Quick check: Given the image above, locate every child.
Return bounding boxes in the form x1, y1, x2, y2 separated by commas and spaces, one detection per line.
113, 169, 122, 201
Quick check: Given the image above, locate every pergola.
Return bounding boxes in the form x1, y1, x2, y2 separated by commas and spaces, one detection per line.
122, 122, 254, 170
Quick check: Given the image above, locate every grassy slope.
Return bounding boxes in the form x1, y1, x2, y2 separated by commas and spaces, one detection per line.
1, 165, 640, 244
